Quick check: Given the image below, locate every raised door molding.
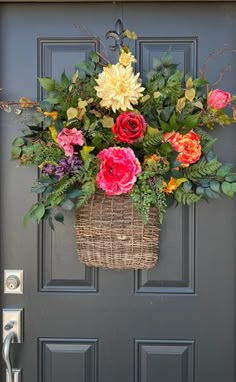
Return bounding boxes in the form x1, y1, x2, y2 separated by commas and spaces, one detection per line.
0, 0, 226, 3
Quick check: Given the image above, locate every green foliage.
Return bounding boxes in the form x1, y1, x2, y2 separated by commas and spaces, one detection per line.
175, 186, 202, 205
131, 171, 167, 224
2, 46, 236, 228
184, 159, 222, 182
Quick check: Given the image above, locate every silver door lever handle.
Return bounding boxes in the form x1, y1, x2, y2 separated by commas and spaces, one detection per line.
2, 331, 17, 382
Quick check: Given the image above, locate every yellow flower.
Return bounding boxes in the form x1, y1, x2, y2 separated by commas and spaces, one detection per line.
44, 111, 58, 121
164, 177, 178, 194
95, 63, 144, 112
119, 49, 136, 66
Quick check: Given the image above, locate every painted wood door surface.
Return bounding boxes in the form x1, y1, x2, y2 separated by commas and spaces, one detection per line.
0, 3, 236, 382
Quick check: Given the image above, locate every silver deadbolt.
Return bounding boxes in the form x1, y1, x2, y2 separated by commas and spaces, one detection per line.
6, 276, 20, 290
4, 271, 23, 294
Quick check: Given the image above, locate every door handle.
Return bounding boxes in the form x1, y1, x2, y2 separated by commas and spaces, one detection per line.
2, 310, 23, 382
2, 331, 21, 382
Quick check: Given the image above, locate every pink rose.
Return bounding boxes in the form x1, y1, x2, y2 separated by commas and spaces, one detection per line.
57, 128, 84, 157
207, 89, 231, 109
96, 147, 141, 196
164, 130, 201, 166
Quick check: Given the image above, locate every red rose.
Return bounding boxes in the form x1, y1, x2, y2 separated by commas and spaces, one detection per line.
112, 112, 147, 144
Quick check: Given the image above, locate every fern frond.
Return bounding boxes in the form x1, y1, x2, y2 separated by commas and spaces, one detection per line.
184, 159, 221, 181
47, 173, 82, 207
195, 127, 217, 154
175, 187, 202, 205
143, 132, 163, 153
76, 180, 95, 209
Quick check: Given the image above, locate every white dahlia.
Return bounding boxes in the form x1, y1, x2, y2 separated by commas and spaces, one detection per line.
95, 63, 145, 112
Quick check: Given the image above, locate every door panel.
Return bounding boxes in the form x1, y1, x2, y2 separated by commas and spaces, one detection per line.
0, 3, 236, 382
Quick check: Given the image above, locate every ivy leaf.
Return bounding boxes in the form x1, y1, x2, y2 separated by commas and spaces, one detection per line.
54, 212, 64, 223
183, 181, 192, 192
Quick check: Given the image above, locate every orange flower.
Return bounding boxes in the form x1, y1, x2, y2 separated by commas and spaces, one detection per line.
164, 130, 201, 166
44, 111, 58, 121
164, 177, 178, 194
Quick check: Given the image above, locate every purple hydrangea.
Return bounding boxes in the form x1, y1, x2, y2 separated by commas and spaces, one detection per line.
42, 163, 56, 175
55, 156, 82, 179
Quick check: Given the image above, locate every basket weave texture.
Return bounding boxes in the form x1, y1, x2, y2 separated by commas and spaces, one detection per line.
75, 191, 159, 270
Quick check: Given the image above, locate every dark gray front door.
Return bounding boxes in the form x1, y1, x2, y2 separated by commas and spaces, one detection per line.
1, 3, 236, 382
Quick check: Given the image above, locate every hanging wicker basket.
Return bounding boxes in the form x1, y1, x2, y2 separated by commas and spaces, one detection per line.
75, 191, 159, 270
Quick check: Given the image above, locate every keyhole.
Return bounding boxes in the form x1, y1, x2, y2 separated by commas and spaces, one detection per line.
6, 275, 20, 290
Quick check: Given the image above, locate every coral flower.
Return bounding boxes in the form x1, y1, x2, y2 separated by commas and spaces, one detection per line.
96, 147, 141, 196
57, 128, 84, 157
164, 130, 201, 166
95, 63, 144, 112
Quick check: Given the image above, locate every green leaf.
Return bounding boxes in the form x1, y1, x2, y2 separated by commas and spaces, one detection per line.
30, 204, 46, 222
55, 119, 63, 134
160, 106, 174, 122
184, 114, 199, 129
90, 51, 100, 63
39, 101, 53, 112
225, 174, 236, 182
196, 186, 205, 195
11, 146, 22, 159
217, 164, 233, 177
67, 189, 82, 198
183, 181, 192, 192
205, 188, 219, 199
60, 198, 75, 210
31, 184, 47, 193
75, 61, 95, 76
61, 71, 70, 88
38, 77, 56, 91
48, 216, 55, 230
210, 180, 220, 193
81, 146, 95, 161
54, 212, 64, 223
169, 113, 180, 130
159, 142, 172, 155
222, 182, 234, 197
231, 183, 236, 193
12, 137, 25, 147
159, 120, 172, 132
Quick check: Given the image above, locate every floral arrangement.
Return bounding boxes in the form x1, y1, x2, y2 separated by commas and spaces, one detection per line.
2, 31, 236, 229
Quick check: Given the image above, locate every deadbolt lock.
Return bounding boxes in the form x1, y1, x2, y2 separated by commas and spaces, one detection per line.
4, 270, 23, 294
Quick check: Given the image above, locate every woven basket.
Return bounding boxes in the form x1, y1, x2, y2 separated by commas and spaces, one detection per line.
75, 191, 159, 270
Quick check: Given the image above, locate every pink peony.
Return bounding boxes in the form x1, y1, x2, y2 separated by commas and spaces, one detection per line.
207, 89, 231, 109
96, 147, 141, 196
57, 128, 84, 157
